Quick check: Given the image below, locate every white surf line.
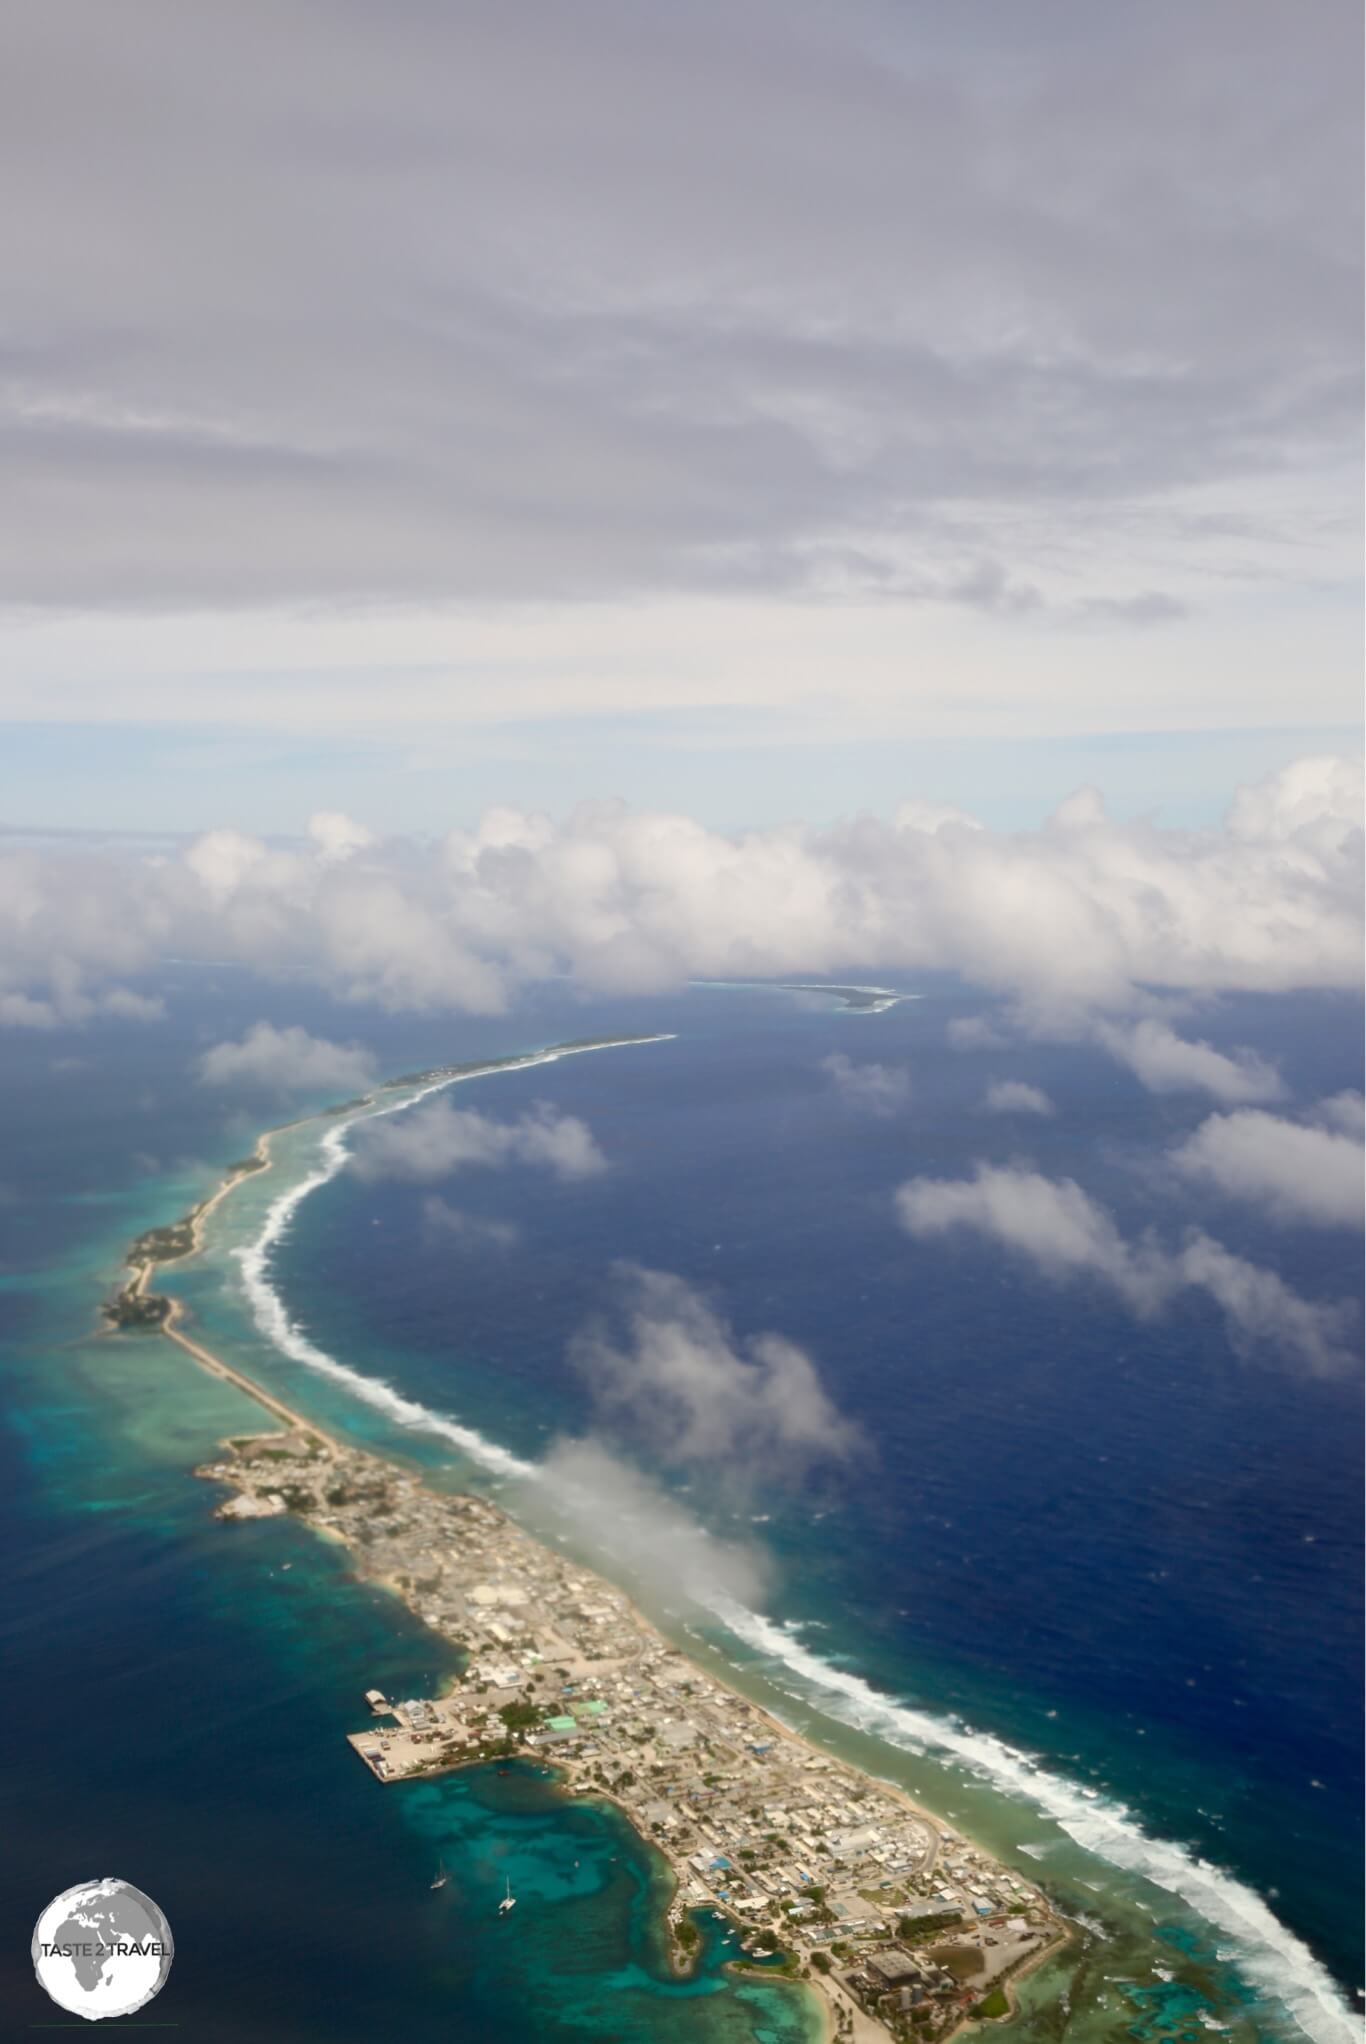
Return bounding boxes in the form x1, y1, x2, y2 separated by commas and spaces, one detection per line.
234, 1037, 674, 1482
706, 1598, 1360, 2044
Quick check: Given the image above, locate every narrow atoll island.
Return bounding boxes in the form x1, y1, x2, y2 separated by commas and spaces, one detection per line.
104, 1054, 1067, 2044
197, 1426, 1065, 2040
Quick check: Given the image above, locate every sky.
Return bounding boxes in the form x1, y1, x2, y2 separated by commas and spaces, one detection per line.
0, 0, 1360, 836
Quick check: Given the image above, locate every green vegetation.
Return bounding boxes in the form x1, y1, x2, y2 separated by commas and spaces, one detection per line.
811, 1951, 832, 1974
676, 1919, 699, 1953
103, 1289, 171, 1329
129, 1219, 197, 1263
973, 1990, 1010, 2020
497, 1699, 542, 1733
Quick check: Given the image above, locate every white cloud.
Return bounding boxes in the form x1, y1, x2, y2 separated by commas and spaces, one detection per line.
307, 811, 375, 863
980, 1079, 1055, 1116
1311, 1090, 1365, 1139
0, 757, 1359, 1021
528, 1438, 772, 1610
185, 828, 269, 904
947, 1015, 1010, 1051
896, 1166, 1170, 1314
570, 1265, 861, 1483
100, 987, 166, 1021
1226, 756, 1365, 858
893, 800, 983, 835
1048, 786, 1109, 831
822, 1051, 910, 1115
0, 982, 165, 1030
895, 1163, 1351, 1373
1170, 1109, 1364, 1229
1095, 1018, 1284, 1104
1174, 1232, 1352, 1374
198, 1022, 376, 1095
421, 1197, 521, 1250
353, 1097, 606, 1183
0, 992, 59, 1029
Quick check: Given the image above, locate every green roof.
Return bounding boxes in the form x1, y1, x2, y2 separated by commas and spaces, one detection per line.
570, 1698, 608, 1716
546, 1715, 578, 1732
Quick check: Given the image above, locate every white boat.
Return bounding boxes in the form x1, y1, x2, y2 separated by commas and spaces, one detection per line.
498, 1876, 516, 1915
430, 1860, 448, 1890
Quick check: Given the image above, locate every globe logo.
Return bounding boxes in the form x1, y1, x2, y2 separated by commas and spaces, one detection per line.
32, 1879, 174, 2021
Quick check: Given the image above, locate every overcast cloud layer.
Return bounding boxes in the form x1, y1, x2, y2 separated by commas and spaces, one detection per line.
1, 0, 1355, 619
0, 0, 1359, 761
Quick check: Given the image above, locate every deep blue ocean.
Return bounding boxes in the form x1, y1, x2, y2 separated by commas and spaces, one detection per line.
1, 968, 1360, 2039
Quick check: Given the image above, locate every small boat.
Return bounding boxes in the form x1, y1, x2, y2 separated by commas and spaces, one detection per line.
498, 1876, 516, 1916
430, 1860, 448, 1890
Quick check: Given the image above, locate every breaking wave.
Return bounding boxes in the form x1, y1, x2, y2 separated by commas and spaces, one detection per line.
706, 1599, 1359, 2044
235, 1038, 670, 1483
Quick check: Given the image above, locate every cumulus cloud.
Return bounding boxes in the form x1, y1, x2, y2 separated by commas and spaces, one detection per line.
570, 1266, 861, 1485
100, 987, 166, 1021
1095, 1018, 1284, 1104
198, 1021, 376, 1095
1311, 1090, 1366, 1139
307, 812, 375, 863
353, 1096, 606, 1183
892, 801, 984, 835
895, 1164, 1352, 1373
0, 978, 165, 1030
1173, 1232, 1353, 1375
1170, 1109, 1365, 1229
980, 1079, 1055, 1116
421, 1197, 521, 1250
1226, 756, 1365, 859
897, 1166, 1170, 1314
947, 1015, 1011, 1051
822, 1052, 910, 1115
0, 758, 1359, 1023
526, 1438, 772, 1611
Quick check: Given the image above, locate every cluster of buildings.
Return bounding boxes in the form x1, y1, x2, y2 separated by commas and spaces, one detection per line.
198, 1430, 1062, 2041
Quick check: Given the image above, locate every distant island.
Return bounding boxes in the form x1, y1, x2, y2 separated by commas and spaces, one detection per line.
692, 980, 919, 1015
775, 983, 918, 1014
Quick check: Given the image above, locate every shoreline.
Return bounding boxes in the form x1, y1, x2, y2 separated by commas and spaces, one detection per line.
105, 1078, 1067, 2042
192, 1415, 1063, 2043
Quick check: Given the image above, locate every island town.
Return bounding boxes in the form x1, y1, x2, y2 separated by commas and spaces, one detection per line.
198, 1425, 1066, 2042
